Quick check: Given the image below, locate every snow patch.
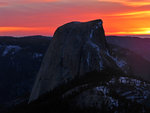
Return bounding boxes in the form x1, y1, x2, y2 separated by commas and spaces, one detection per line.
33, 53, 43, 59
106, 51, 126, 68
98, 21, 102, 27
108, 78, 116, 84
90, 29, 94, 39
121, 91, 132, 96
96, 86, 109, 96
2, 45, 22, 56
96, 86, 118, 109
87, 52, 90, 66
89, 21, 102, 38
88, 41, 100, 52
117, 77, 150, 103
119, 77, 143, 86
95, 26, 98, 29
88, 41, 103, 70
107, 97, 119, 108
119, 77, 129, 84
99, 60, 103, 70
112, 57, 126, 68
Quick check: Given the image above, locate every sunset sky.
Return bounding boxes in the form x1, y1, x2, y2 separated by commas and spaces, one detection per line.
0, 0, 150, 36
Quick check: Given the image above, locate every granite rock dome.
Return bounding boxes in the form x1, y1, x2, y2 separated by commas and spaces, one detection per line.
29, 19, 118, 102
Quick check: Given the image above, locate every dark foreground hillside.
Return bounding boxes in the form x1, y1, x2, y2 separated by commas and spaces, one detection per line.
5, 70, 150, 113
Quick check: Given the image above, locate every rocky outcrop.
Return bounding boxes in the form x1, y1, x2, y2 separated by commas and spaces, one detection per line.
29, 19, 118, 102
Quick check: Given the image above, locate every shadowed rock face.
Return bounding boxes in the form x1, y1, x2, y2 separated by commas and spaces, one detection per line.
29, 19, 117, 102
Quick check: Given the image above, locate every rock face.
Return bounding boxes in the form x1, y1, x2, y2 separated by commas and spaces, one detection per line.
29, 19, 118, 102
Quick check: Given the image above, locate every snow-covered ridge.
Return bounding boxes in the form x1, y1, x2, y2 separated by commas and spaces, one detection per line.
107, 77, 150, 103
83, 76, 150, 110
62, 75, 150, 111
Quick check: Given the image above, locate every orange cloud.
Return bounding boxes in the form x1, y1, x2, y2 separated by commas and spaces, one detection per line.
138, 28, 150, 34
98, 0, 150, 6
107, 27, 150, 35
0, 27, 56, 36
114, 10, 150, 16
0, 0, 150, 36
0, 27, 53, 32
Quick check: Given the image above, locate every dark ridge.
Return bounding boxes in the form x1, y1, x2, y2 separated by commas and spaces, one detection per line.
4, 69, 150, 113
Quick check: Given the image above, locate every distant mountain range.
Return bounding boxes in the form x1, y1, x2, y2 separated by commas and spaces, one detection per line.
107, 35, 150, 38
0, 36, 51, 112
107, 36, 150, 62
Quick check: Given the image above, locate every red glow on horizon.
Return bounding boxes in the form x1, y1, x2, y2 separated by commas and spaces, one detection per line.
0, 0, 150, 36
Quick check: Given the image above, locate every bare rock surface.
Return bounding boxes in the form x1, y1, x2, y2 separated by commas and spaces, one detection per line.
29, 19, 118, 102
